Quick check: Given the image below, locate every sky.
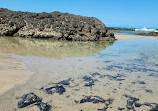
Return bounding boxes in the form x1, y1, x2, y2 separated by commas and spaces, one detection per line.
0, 0, 158, 29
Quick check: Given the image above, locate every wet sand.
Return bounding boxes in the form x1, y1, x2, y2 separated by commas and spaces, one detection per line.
0, 53, 33, 95
115, 34, 158, 40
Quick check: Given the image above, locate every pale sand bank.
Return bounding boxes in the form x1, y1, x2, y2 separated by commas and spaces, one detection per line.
0, 53, 33, 95
115, 34, 158, 40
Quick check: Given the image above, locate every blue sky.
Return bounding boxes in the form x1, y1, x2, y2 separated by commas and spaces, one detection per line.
0, 0, 158, 29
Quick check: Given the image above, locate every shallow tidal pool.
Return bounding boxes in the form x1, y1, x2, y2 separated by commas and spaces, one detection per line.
0, 37, 158, 111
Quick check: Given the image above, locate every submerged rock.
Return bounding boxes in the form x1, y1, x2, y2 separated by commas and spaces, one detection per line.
132, 80, 146, 85
84, 79, 97, 87
124, 94, 139, 110
90, 72, 101, 76
58, 78, 71, 85
80, 96, 106, 104
145, 89, 153, 93
18, 93, 42, 108
134, 102, 142, 107
148, 73, 158, 78
45, 85, 66, 94
0, 8, 115, 42
82, 75, 93, 81
99, 73, 126, 81
36, 102, 52, 111
150, 104, 158, 111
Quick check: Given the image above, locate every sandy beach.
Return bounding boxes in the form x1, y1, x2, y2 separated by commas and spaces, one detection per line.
115, 34, 158, 40
0, 53, 33, 95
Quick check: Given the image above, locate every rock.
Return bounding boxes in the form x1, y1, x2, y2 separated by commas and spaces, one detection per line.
99, 73, 126, 81
90, 72, 101, 76
150, 104, 158, 111
137, 81, 145, 84
145, 89, 153, 93
36, 102, 52, 111
132, 80, 146, 85
104, 60, 111, 63
137, 32, 158, 36
84, 79, 97, 87
118, 107, 125, 110
134, 102, 142, 107
45, 85, 66, 94
82, 75, 93, 81
124, 94, 139, 110
58, 78, 71, 85
80, 96, 105, 104
0, 8, 116, 42
18, 93, 42, 108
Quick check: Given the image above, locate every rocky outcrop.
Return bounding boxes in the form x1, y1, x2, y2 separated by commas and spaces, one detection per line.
0, 8, 115, 42
137, 32, 158, 36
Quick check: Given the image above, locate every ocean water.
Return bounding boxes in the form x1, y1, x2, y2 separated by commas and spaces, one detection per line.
0, 37, 158, 111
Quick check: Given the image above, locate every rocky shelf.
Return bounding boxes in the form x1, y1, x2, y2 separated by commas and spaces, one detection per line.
137, 32, 158, 36
0, 8, 115, 42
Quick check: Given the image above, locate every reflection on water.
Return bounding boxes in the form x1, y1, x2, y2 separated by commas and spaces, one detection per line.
0, 37, 158, 111
98, 38, 158, 63
0, 37, 113, 59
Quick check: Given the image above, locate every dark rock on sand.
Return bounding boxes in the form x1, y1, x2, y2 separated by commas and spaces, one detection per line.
82, 75, 93, 81
134, 102, 142, 107
84, 79, 97, 87
98, 98, 114, 110
82, 75, 98, 87
145, 89, 153, 93
80, 96, 106, 104
104, 60, 111, 63
36, 102, 52, 111
18, 93, 42, 108
99, 73, 126, 81
150, 104, 158, 111
45, 85, 66, 94
143, 103, 158, 111
104, 65, 123, 71
132, 80, 146, 85
118, 107, 125, 110
90, 72, 101, 76
0, 8, 115, 42
58, 78, 71, 85
124, 94, 139, 110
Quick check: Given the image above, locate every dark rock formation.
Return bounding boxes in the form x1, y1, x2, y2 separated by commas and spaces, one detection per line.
18, 93, 42, 108
84, 79, 97, 87
82, 75, 93, 81
90, 72, 101, 76
80, 96, 106, 103
18, 93, 51, 111
124, 94, 139, 110
36, 102, 52, 111
58, 78, 71, 85
137, 32, 158, 36
45, 85, 66, 94
0, 8, 115, 42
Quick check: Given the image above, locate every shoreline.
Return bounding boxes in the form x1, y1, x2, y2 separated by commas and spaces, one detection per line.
0, 53, 33, 95
115, 34, 158, 40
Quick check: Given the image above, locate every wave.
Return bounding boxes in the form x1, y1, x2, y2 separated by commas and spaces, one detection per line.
135, 27, 157, 32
